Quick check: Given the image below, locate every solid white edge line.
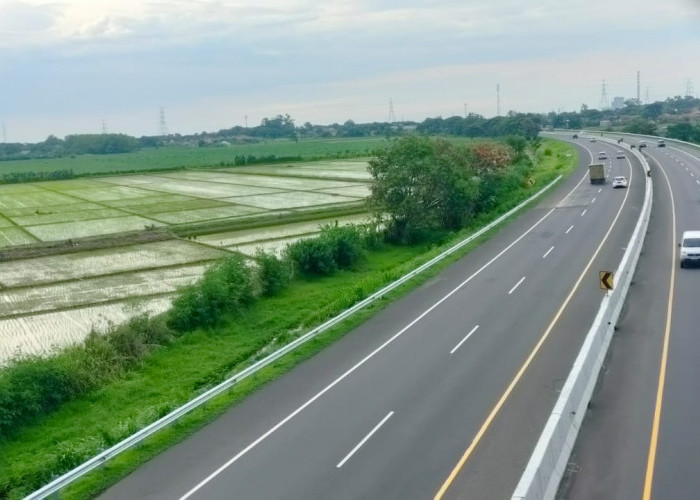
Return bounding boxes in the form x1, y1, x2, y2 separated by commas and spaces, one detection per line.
542, 246, 554, 259
450, 325, 480, 354
178, 207, 558, 500
565, 225, 574, 234
336, 411, 394, 468
508, 276, 526, 295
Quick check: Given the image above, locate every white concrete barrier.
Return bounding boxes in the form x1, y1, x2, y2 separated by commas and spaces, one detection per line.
512, 138, 652, 499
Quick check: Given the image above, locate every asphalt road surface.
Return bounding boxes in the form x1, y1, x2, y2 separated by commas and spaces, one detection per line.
562, 139, 700, 500
99, 139, 645, 500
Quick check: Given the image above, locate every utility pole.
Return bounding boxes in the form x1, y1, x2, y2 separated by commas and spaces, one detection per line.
496, 84, 501, 116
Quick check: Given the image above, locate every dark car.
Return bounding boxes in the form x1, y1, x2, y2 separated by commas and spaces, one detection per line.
572, 134, 578, 139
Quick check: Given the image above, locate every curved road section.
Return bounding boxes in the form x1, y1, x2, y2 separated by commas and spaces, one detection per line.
100, 141, 645, 500
562, 139, 700, 499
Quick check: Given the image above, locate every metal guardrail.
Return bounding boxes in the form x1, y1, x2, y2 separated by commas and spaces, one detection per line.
26, 175, 565, 499
512, 138, 653, 499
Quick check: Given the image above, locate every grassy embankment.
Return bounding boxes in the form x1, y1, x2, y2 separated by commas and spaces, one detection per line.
0, 140, 576, 499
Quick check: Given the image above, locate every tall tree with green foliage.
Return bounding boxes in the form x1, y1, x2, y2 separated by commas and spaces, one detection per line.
367, 137, 479, 243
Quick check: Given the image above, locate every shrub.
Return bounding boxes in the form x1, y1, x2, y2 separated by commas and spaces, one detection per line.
255, 250, 293, 296
168, 253, 256, 331
320, 223, 365, 269
286, 224, 367, 276
0, 313, 172, 441
286, 237, 337, 276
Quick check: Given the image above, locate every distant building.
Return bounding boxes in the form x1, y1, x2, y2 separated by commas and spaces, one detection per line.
611, 96, 625, 110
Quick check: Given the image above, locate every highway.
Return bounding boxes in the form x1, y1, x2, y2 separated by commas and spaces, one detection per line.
99, 138, 646, 500
562, 138, 700, 499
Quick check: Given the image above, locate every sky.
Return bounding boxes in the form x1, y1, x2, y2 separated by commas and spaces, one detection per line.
1, 0, 700, 143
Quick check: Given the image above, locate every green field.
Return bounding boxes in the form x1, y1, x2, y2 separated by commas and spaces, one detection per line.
0, 137, 392, 177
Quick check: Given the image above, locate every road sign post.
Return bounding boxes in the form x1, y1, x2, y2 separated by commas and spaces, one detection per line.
600, 271, 613, 292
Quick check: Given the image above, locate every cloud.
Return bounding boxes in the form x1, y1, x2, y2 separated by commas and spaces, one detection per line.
1, 0, 699, 142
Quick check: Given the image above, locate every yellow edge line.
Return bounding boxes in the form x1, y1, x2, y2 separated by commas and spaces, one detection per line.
434, 161, 635, 499
642, 159, 676, 499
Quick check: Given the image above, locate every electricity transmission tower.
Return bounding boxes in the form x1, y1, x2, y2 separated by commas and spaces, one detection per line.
598, 80, 609, 110
686, 79, 695, 98
159, 107, 169, 136
387, 98, 396, 123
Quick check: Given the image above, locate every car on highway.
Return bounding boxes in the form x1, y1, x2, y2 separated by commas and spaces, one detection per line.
612, 176, 628, 188
589, 138, 597, 142
657, 139, 666, 147
598, 151, 608, 160
616, 151, 625, 159
679, 230, 700, 268
639, 141, 647, 149
572, 134, 578, 139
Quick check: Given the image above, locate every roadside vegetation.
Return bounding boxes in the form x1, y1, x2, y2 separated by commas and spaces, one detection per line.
0, 138, 576, 499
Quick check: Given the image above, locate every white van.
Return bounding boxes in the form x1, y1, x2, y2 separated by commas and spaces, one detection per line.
679, 230, 700, 268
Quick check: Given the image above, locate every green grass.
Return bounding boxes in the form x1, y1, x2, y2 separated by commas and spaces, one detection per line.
0, 139, 577, 499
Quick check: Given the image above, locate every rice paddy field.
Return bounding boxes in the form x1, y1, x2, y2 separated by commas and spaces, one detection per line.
0, 159, 373, 363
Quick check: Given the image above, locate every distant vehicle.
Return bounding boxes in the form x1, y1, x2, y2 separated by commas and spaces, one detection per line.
631, 144, 636, 149
616, 151, 625, 159
612, 176, 628, 188
589, 163, 605, 184
639, 141, 647, 149
679, 230, 700, 268
658, 139, 666, 147
598, 151, 608, 160
590, 138, 597, 142
572, 134, 579, 139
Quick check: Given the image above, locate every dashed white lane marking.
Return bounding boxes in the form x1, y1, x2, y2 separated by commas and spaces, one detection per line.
581, 209, 587, 216
542, 246, 554, 259
597, 188, 602, 193
591, 197, 596, 204
336, 412, 394, 468
508, 276, 526, 295
450, 325, 481, 354
566, 225, 574, 234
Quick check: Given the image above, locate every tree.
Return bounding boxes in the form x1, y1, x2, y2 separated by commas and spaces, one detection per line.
367, 137, 479, 242
623, 118, 657, 135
